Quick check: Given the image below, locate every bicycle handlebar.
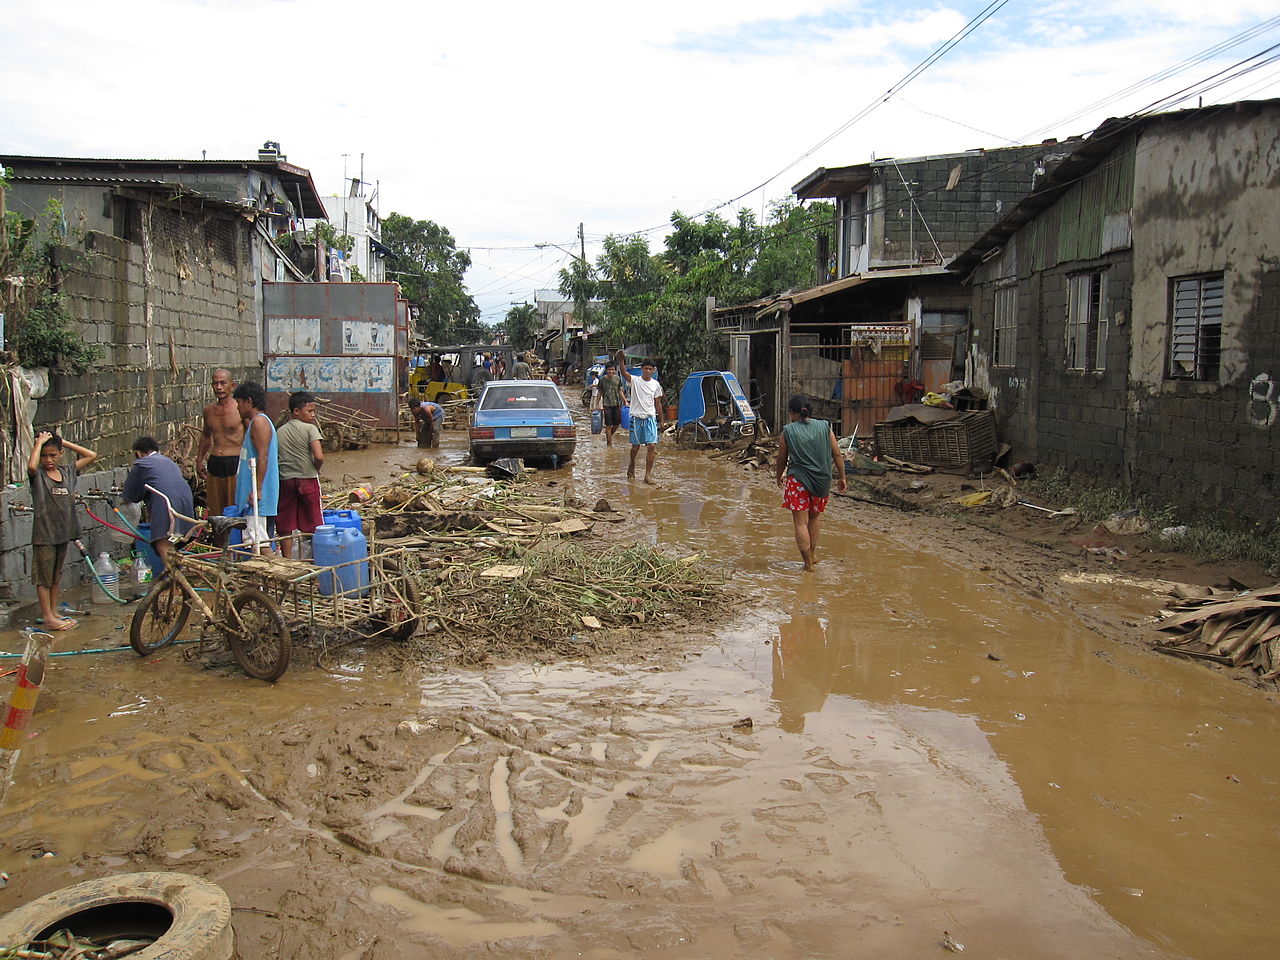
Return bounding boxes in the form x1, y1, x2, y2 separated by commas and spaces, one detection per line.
143, 484, 205, 534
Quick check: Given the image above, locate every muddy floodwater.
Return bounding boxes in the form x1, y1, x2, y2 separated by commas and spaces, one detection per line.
2, 425, 1278, 958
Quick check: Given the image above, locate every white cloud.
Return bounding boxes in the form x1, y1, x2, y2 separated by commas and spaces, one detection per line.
4, 0, 1279, 320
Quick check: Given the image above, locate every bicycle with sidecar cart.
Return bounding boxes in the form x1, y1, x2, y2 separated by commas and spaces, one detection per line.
129, 487, 421, 681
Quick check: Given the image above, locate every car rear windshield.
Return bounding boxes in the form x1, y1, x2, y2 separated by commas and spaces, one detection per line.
480, 385, 566, 411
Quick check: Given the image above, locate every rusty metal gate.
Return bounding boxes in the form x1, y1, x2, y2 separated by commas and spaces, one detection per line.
262, 282, 411, 427
788, 325, 911, 438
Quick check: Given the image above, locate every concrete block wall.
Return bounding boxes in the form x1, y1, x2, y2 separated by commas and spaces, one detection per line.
41, 217, 260, 466
1129, 264, 1280, 524
1028, 255, 1133, 481
877, 148, 1046, 265
0, 465, 136, 610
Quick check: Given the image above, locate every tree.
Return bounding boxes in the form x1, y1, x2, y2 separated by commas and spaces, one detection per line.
503, 302, 540, 350
589, 202, 833, 387
380, 213, 483, 342
556, 256, 597, 335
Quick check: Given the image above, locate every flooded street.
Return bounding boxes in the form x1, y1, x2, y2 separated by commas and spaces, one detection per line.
2, 425, 1278, 958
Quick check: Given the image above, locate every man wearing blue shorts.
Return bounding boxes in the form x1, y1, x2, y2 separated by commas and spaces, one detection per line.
616, 353, 665, 485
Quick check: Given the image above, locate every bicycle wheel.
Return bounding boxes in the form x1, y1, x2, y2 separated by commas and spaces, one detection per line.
130, 576, 192, 656
224, 588, 291, 681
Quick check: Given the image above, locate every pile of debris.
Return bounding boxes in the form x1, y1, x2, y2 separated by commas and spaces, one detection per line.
401, 542, 722, 665
714, 436, 777, 469
323, 466, 725, 665
1154, 583, 1280, 680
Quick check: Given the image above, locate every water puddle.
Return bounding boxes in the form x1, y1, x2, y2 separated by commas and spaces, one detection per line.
369, 885, 559, 945
2, 435, 1277, 958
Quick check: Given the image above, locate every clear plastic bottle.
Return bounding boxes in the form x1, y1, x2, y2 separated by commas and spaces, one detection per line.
92, 553, 120, 605
134, 552, 152, 584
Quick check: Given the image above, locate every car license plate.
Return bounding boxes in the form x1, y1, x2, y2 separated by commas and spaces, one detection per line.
510, 427, 538, 438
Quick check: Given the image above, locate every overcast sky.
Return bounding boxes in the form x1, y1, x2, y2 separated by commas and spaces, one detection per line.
4, 0, 1278, 325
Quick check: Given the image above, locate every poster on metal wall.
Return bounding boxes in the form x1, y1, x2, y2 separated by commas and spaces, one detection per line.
267, 356, 394, 393
341, 320, 393, 355
268, 317, 322, 355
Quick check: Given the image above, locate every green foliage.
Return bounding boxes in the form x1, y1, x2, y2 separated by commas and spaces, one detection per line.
503, 302, 540, 350
0, 186, 100, 371
381, 213, 484, 342
349, 264, 366, 282
585, 200, 834, 386
313, 220, 355, 254
556, 257, 597, 332
1023, 468, 1280, 571
11, 290, 102, 372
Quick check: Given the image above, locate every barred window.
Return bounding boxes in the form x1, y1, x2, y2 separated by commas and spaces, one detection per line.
1066, 271, 1107, 372
1168, 273, 1223, 382
993, 285, 1017, 367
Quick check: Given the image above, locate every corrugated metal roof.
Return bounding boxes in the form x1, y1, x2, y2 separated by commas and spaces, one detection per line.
948, 97, 1280, 276
7, 174, 255, 216
0, 154, 328, 219
11, 175, 175, 186
786, 265, 951, 305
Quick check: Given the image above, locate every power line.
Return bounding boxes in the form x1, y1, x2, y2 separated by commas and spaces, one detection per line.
460, 19, 1280, 313
625, 0, 1015, 238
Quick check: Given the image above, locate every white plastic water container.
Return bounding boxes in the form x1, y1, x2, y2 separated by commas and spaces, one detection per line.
92, 553, 120, 605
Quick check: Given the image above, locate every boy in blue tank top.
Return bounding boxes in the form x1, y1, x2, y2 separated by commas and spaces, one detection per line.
232, 381, 279, 554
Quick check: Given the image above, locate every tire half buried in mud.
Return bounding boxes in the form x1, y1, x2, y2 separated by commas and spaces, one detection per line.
0, 871, 234, 959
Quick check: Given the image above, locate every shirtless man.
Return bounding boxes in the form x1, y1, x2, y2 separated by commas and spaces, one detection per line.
196, 368, 245, 519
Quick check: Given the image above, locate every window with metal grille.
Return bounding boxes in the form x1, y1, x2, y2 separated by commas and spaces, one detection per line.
1065, 271, 1107, 372
1167, 273, 1223, 381
993, 285, 1017, 367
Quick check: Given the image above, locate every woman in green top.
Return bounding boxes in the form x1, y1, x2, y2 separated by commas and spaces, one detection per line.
776, 395, 846, 571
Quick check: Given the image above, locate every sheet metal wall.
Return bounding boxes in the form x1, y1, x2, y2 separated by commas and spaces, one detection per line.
262, 282, 407, 426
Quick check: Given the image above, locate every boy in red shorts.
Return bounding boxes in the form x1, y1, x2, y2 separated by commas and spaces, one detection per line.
276, 391, 324, 559
775, 395, 846, 571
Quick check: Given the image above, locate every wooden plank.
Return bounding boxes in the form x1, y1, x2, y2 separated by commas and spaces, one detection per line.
1157, 599, 1280, 631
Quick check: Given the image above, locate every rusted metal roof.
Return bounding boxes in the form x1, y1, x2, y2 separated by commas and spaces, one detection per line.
6, 173, 256, 217
784, 265, 951, 306
0, 154, 328, 219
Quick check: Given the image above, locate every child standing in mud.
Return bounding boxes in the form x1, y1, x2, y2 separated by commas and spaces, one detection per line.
775, 395, 846, 571
28, 431, 98, 630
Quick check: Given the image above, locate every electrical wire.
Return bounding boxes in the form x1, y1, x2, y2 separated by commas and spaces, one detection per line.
464, 16, 1280, 316
623, 0, 1015, 238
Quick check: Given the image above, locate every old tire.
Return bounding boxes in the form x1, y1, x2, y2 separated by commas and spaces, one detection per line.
376, 568, 422, 641
0, 871, 234, 960
224, 588, 291, 681
130, 576, 191, 655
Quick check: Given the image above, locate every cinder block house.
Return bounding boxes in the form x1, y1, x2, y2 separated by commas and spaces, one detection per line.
0, 147, 327, 607
952, 98, 1280, 525
0, 145, 328, 462
712, 142, 1076, 432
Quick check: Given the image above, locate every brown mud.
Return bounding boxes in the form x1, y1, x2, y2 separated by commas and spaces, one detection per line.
2, 423, 1278, 958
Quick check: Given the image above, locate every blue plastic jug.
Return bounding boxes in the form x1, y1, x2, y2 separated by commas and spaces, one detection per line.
321, 509, 363, 533
620, 405, 632, 430
313, 524, 369, 597
591, 409, 603, 435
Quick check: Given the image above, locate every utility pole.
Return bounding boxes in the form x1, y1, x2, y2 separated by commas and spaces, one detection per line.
574, 222, 586, 365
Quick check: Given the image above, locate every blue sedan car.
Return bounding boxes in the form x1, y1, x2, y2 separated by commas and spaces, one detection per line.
469, 380, 577, 465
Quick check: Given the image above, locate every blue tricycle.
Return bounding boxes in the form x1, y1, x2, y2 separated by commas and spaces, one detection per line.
675, 371, 760, 448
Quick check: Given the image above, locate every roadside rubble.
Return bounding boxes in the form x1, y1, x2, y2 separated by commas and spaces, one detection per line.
322, 464, 725, 666
1154, 583, 1280, 680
